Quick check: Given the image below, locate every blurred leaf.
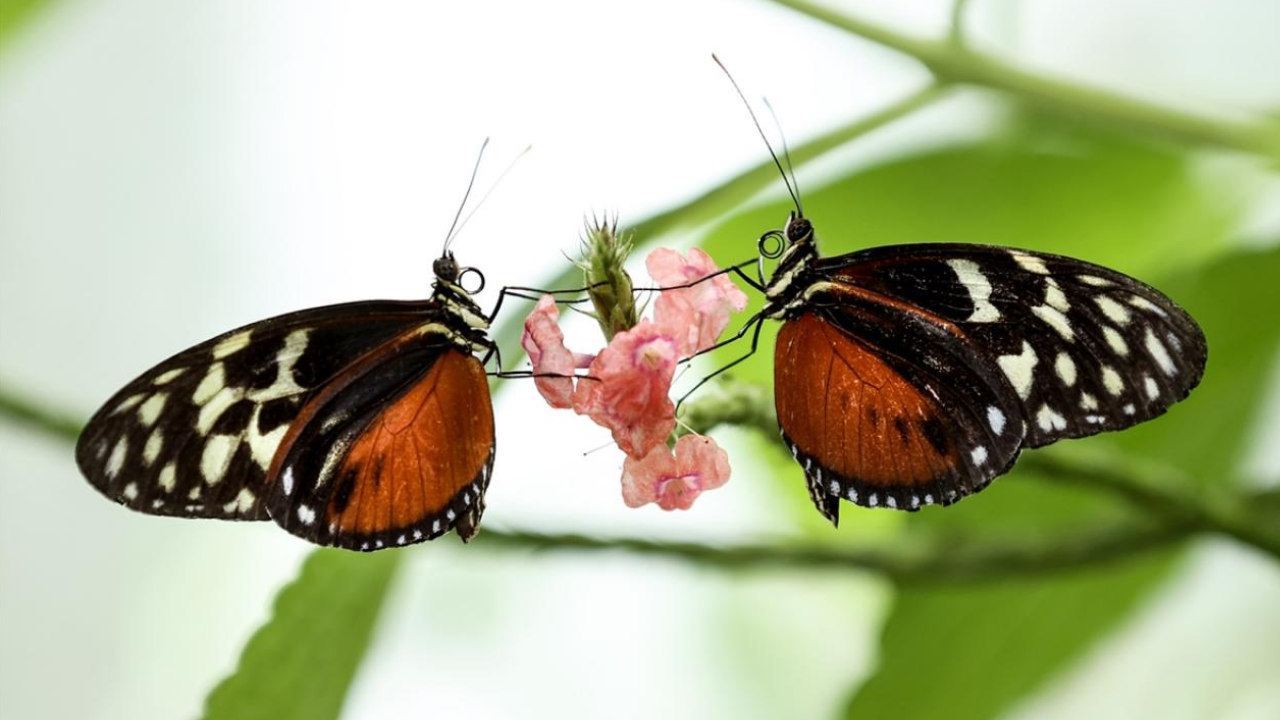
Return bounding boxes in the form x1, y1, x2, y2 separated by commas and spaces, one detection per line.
201, 550, 401, 720
841, 552, 1177, 720
0, 0, 54, 53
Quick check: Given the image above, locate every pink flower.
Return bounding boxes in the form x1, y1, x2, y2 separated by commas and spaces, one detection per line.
572, 320, 678, 457
521, 295, 593, 409
622, 434, 731, 510
646, 247, 749, 356
519, 244, 745, 513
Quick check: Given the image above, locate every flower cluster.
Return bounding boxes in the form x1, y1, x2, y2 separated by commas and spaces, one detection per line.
521, 229, 747, 511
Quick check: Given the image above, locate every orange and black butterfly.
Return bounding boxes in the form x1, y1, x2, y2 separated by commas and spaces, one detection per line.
74, 145, 555, 551
700, 60, 1208, 524
75, 249, 500, 550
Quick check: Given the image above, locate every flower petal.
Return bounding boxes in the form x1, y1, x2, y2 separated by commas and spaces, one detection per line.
647, 248, 749, 356
620, 434, 731, 511
572, 320, 677, 457
521, 295, 578, 408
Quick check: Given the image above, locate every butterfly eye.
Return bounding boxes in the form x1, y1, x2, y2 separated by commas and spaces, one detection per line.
758, 229, 787, 259
786, 218, 812, 244
457, 266, 486, 294
433, 255, 460, 282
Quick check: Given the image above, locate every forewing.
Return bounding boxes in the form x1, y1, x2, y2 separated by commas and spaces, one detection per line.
816, 244, 1207, 448
266, 344, 495, 551
775, 302, 1025, 522
75, 300, 440, 520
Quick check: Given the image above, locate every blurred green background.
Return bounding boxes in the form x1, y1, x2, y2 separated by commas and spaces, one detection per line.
2, 1, 1278, 720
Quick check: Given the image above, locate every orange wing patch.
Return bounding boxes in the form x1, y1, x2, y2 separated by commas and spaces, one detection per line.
326, 349, 494, 542
775, 312, 978, 518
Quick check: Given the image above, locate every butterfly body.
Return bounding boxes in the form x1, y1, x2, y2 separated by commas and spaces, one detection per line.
760, 214, 1207, 523
75, 254, 498, 550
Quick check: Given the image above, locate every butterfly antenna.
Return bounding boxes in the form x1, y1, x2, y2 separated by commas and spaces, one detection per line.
450, 144, 532, 244
711, 54, 802, 215
444, 137, 490, 254
762, 96, 802, 216
582, 440, 617, 457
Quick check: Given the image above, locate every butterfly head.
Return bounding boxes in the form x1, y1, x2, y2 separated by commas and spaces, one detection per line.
784, 212, 814, 247
430, 251, 489, 335
761, 212, 819, 316
433, 252, 461, 284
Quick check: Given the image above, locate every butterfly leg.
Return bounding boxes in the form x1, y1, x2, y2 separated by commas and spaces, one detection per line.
483, 338, 594, 385
631, 259, 765, 293
675, 314, 765, 411
486, 283, 603, 325
680, 310, 765, 364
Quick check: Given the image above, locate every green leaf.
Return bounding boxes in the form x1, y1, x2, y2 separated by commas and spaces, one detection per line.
0, 0, 55, 55
841, 552, 1177, 720
201, 549, 402, 720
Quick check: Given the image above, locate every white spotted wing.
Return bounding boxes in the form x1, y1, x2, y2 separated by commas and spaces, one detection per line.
75, 301, 445, 520
817, 243, 1207, 450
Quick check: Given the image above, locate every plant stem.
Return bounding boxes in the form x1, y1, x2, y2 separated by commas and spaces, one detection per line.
768, 0, 1280, 161
0, 385, 82, 441
0, 382, 1218, 579
1026, 453, 1280, 560
475, 521, 1188, 584
948, 0, 974, 46
629, 82, 951, 242
675, 379, 1280, 561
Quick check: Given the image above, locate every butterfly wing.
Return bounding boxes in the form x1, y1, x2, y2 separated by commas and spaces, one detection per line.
776, 304, 1025, 522
778, 243, 1205, 519
265, 338, 495, 550
75, 300, 441, 520
815, 244, 1207, 446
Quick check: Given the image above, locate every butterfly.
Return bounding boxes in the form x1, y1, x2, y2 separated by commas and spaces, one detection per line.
75, 249, 502, 550
702, 58, 1208, 523
754, 217, 1206, 522
71, 142, 568, 550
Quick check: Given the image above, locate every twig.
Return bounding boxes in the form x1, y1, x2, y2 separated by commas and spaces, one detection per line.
949, 0, 975, 46
674, 379, 1280, 561
0, 382, 1217, 579
0, 385, 81, 440
767, 0, 1280, 160
475, 521, 1189, 584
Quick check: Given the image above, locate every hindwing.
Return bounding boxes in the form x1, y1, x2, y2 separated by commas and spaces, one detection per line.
75, 300, 444, 520
266, 339, 495, 551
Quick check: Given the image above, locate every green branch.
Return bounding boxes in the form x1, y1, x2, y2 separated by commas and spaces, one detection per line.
948, 0, 974, 46
627, 82, 951, 241
675, 380, 1280, 561
768, 0, 1280, 161
6, 380, 1267, 576
1028, 453, 1280, 559
474, 521, 1189, 584
0, 384, 81, 440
